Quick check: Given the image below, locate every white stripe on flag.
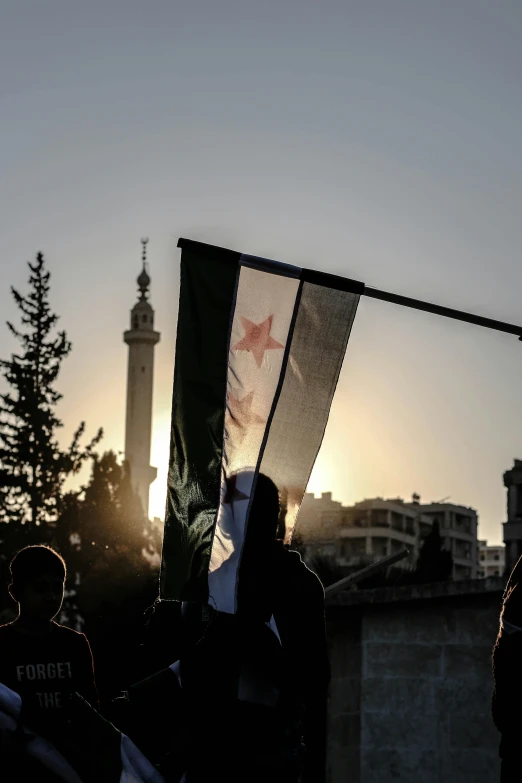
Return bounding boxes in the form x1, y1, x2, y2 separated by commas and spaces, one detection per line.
120, 733, 165, 783
169, 660, 182, 686
208, 261, 300, 613
0, 682, 82, 783
0, 681, 21, 718
25, 736, 83, 783
0, 682, 164, 783
267, 615, 281, 644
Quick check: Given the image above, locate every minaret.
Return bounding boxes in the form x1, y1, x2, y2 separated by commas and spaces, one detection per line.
123, 238, 160, 517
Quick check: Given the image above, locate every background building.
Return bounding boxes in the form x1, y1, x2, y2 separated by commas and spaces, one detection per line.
335, 497, 428, 571
503, 459, 522, 574
407, 501, 479, 580
296, 492, 480, 579
296, 491, 343, 542
479, 540, 505, 578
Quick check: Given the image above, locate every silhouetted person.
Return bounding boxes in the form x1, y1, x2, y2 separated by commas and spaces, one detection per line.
269, 533, 330, 782
0, 545, 98, 781
243, 472, 331, 783
492, 554, 522, 782
108, 597, 212, 752
135, 597, 212, 684
125, 472, 330, 782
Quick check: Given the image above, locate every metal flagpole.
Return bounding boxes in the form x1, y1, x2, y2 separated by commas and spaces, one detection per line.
324, 548, 410, 598
363, 286, 522, 340
177, 238, 522, 340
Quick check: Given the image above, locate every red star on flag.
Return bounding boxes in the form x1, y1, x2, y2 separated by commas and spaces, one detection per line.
227, 390, 266, 431
233, 315, 284, 368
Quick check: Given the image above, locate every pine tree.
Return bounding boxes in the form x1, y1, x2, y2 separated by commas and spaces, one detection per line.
62, 450, 160, 567
0, 253, 102, 532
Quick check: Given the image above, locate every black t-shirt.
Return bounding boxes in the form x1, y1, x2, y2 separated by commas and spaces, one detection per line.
270, 543, 330, 686
183, 546, 330, 782
0, 621, 98, 736
270, 544, 330, 783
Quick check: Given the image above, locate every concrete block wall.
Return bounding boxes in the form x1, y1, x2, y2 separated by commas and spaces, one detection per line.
327, 579, 504, 783
328, 613, 362, 781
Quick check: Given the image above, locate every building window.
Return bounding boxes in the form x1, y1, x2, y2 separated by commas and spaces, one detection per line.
373, 537, 388, 557
347, 540, 366, 555
348, 515, 367, 528
419, 523, 431, 539
455, 514, 472, 534
142, 314, 148, 323
455, 542, 471, 560
480, 553, 485, 561
494, 554, 499, 561
141, 366, 145, 373
495, 569, 500, 576
372, 510, 389, 527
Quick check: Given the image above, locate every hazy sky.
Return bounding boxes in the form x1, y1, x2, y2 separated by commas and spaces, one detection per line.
1, 1, 522, 544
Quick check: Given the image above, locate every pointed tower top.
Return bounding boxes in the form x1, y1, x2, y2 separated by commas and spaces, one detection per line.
137, 237, 151, 299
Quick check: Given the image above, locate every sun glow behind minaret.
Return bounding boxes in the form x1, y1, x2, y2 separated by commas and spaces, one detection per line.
149, 410, 172, 521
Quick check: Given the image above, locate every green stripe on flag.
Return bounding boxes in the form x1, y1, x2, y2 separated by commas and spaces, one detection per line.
160, 243, 240, 600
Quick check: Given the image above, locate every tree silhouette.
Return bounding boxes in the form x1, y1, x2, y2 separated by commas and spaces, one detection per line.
58, 451, 161, 698
0, 253, 102, 532
0, 256, 162, 697
61, 451, 161, 574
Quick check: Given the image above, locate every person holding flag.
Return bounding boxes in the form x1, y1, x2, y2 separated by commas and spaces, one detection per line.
123, 472, 329, 782
155, 240, 356, 780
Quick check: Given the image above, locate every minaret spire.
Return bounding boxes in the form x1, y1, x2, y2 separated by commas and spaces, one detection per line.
137, 238, 151, 301
123, 238, 161, 518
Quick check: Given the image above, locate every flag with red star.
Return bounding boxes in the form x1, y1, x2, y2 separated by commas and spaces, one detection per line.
0, 682, 164, 783
160, 239, 362, 611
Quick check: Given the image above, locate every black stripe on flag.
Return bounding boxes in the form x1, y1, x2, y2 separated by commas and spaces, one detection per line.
160, 242, 240, 600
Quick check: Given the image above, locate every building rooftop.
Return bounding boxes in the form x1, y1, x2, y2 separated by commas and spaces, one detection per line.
407, 501, 477, 513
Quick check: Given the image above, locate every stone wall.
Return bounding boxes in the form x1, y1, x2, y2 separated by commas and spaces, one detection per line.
326, 578, 504, 783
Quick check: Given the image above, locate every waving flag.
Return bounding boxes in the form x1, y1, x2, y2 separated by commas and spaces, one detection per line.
0, 683, 164, 783
160, 239, 361, 611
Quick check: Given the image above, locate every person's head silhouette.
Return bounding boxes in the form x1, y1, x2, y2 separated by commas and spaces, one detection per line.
234, 471, 283, 620
9, 545, 66, 631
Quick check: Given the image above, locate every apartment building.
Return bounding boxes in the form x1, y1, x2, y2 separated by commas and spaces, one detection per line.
295, 493, 480, 580
503, 459, 522, 574
296, 491, 343, 542
337, 498, 435, 570
404, 501, 479, 580
478, 540, 505, 578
